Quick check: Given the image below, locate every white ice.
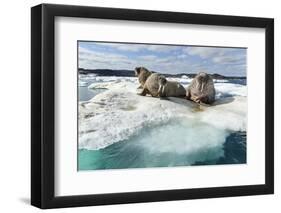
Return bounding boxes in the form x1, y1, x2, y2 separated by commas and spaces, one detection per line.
79, 77, 247, 154
78, 81, 88, 87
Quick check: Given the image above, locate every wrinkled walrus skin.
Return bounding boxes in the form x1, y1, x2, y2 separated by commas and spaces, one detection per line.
135, 67, 152, 89
186, 72, 216, 104
157, 76, 186, 98
138, 73, 162, 97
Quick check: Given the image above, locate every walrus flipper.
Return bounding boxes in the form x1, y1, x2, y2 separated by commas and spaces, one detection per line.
138, 88, 149, 96
186, 88, 191, 100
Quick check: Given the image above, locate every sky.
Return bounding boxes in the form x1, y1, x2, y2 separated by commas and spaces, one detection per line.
78, 41, 247, 77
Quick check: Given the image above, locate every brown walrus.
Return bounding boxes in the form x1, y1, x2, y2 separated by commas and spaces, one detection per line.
137, 71, 186, 98
157, 75, 186, 97
138, 73, 161, 97
186, 72, 216, 104
134, 67, 152, 89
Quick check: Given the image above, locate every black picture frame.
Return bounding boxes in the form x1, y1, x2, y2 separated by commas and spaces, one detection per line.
31, 3, 274, 209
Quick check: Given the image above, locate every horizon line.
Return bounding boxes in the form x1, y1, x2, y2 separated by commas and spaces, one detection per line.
78, 67, 247, 77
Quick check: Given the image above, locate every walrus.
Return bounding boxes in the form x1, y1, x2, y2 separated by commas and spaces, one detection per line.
138, 73, 161, 97
186, 72, 216, 104
157, 76, 186, 97
135, 67, 152, 89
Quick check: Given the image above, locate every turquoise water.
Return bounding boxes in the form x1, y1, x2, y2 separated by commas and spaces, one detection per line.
79, 85, 106, 101
78, 78, 246, 171
78, 124, 246, 170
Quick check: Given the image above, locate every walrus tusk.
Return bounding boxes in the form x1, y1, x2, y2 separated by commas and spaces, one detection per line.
201, 82, 205, 92
162, 84, 165, 96
195, 80, 199, 89
158, 85, 162, 94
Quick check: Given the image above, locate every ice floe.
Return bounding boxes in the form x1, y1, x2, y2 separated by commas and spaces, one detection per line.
78, 81, 88, 87
79, 77, 247, 152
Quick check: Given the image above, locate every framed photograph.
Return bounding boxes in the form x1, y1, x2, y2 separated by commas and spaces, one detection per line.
31, 4, 274, 209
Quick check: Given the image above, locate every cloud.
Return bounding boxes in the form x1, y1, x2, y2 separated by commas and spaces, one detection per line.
79, 43, 246, 76
185, 47, 223, 59
146, 45, 180, 53
185, 47, 246, 66
213, 56, 241, 64
79, 47, 127, 62
94, 42, 180, 53
137, 55, 158, 60
102, 43, 145, 52
79, 46, 134, 69
177, 54, 188, 59
94, 43, 145, 52
79, 46, 200, 73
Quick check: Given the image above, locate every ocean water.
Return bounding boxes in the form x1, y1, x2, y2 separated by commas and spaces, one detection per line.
79, 126, 246, 170
78, 76, 247, 171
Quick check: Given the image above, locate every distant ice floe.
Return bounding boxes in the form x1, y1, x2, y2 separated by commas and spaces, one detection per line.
79, 74, 97, 80
80, 77, 247, 156
78, 81, 88, 87
213, 79, 229, 83
168, 77, 192, 87
215, 83, 247, 98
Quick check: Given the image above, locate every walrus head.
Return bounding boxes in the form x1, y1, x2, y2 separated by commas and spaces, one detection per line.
157, 75, 167, 96
196, 72, 210, 92
135, 67, 153, 87
188, 72, 215, 104
135, 67, 149, 76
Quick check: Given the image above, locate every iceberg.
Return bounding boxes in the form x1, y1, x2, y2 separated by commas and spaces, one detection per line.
181, 75, 189, 79
79, 78, 247, 154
